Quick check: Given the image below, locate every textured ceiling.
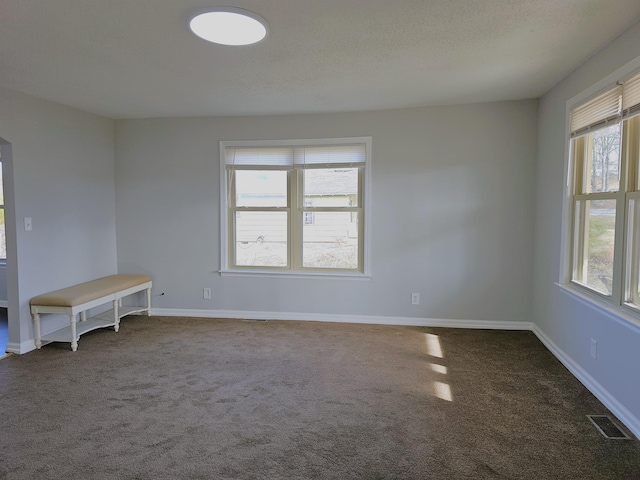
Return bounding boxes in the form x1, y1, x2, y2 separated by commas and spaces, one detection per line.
1, 0, 640, 119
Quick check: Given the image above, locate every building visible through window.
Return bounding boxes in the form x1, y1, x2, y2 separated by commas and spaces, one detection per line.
221, 138, 370, 274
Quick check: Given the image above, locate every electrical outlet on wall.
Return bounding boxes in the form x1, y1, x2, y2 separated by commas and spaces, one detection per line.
203, 288, 211, 300
411, 293, 420, 305
590, 339, 597, 359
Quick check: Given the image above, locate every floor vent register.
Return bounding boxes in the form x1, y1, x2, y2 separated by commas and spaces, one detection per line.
587, 415, 631, 440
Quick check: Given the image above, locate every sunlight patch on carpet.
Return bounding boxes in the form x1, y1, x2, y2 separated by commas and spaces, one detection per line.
433, 381, 453, 402
429, 363, 448, 375
425, 333, 443, 358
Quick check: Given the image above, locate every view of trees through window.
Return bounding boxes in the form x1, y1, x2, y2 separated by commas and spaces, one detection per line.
588, 125, 621, 193
581, 125, 620, 293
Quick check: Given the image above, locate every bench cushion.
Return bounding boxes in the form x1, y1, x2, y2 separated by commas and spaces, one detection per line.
30, 274, 151, 308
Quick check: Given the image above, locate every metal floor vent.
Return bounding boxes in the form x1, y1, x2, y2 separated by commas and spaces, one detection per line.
587, 415, 631, 440
243, 318, 267, 322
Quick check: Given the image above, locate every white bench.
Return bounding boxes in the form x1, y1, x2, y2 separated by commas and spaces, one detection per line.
30, 274, 152, 351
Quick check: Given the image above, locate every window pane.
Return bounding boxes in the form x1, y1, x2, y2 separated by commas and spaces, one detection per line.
235, 170, 287, 207
625, 198, 640, 307
304, 168, 358, 207
302, 212, 358, 269
235, 212, 287, 267
577, 199, 617, 295
585, 125, 621, 193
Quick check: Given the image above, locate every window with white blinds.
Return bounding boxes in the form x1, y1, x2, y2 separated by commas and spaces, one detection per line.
570, 86, 621, 137
622, 73, 640, 118
570, 70, 640, 137
220, 137, 371, 275
568, 69, 640, 313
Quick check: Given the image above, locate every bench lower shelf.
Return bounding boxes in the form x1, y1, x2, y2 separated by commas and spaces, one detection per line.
40, 306, 147, 343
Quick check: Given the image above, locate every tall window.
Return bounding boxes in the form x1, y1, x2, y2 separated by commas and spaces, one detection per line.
220, 138, 371, 275
569, 71, 640, 312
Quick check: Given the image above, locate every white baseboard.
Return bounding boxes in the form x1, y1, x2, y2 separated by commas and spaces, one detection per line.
5, 339, 36, 355
531, 324, 640, 440
151, 307, 533, 330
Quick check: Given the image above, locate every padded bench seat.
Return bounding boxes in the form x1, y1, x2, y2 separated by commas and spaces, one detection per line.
30, 274, 152, 351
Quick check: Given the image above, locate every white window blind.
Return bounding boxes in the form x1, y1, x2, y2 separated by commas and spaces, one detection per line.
225, 144, 366, 170
570, 86, 621, 137
622, 72, 640, 119
293, 145, 366, 169
224, 147, 294, 169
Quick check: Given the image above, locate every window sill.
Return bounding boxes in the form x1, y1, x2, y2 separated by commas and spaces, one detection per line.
219, 269, 371, 281
556, 282, 640, 335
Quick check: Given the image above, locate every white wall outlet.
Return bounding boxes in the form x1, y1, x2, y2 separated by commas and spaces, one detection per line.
411, 293, 420, 305
590, 339, 597, 359
24, 217, 32, 231
203, 288, 211, 300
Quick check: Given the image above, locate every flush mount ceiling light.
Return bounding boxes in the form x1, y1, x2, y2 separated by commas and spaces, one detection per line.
189, 7, 268, 46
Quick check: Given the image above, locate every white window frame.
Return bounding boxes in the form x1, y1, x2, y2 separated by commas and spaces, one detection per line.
219, 137, 372, 279
560, 60, 640, 331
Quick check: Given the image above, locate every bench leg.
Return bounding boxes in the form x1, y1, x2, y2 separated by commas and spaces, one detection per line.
146, 287, 151, 316
70, 314, 78, 352
113, 300, 120, 333
33, 313, 42, 349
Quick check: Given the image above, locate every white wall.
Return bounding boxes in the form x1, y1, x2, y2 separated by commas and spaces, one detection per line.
0, 87, 117, 352
0, 265, 7, 305
533, 21, 640, 433
115, 101, 538, 323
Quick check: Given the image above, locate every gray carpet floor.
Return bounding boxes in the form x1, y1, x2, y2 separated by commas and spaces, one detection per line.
1, 316, 639, 479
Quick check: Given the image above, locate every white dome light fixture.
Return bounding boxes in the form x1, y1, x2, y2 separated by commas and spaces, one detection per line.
189, 7, 268, 46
